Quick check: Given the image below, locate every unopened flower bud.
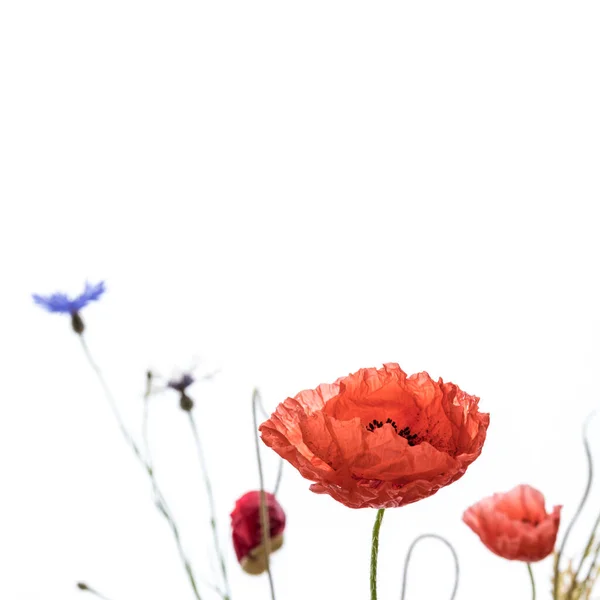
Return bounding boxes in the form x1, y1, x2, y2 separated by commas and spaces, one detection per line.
179, 393, 194, 411
230, 491, 286, 575
71, 311, 85, 334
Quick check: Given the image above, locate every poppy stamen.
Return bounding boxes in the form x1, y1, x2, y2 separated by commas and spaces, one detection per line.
365, 418, 420, 446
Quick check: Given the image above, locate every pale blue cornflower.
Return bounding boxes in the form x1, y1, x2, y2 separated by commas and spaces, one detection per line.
167, 373, 196, 411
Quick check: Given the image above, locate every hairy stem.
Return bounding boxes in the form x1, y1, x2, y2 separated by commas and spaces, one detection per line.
370, 509, 386, 600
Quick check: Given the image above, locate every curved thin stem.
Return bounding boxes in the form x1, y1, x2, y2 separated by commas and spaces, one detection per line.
252, 388, 276, 600
527, 564, 536, 600
272, 456, 284, 497
400, 533, 459, 600
370, 509, 386, 600
554, 412, 596, 600
78, 336, 207, 600
254, 392, 284, 496
188, 411, 231, 600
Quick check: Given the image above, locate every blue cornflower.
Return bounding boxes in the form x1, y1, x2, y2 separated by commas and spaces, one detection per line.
167, 373, 195, 393
33, 281, 106, 333
167, 373, 196, 411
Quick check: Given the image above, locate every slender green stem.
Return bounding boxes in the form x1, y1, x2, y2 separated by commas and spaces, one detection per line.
255, 393, 284, 496
252, 388, 276, 600
370, 509, 386, 600
188, 411, 231, 600
554, 412, 596, 600
79, 336, 145, 464
142, 373, 153, 467
78, 336, 208, 600
272, 456, 284, 497
144, 398, 222, 598
400, 533, 459, 600
527, 563, 536, 600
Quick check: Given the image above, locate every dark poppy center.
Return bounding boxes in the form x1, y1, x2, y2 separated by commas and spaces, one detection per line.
365, 417, 419, 446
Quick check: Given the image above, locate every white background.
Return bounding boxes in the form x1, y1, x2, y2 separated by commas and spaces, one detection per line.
1, 2, 600, 599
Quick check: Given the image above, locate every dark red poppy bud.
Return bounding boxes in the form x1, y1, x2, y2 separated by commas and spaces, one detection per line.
230, 491, 286, 575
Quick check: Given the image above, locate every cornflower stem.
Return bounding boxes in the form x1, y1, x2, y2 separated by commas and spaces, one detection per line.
400, 533, 459, 600
79, 336, 144, 464
187, 411, 231, 600
78, 335, 208, 600
554, 412, 595, 600
527, 563, 536, 600
252, 388, 276, 600
370, 509, 386, 600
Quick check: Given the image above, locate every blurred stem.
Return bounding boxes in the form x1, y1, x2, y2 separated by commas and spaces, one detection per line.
527, 564, 536, 600
272, 455, 284, 496
552, 412, 600, 600
370, 509, 385, 600
188, 411, 231, 600
252, 388, 276, 600
400, 533, 459, 600
79, 336, 145, 464
581, 542, 600, 598
78, 336, 208, 600
255, 393, 284, 496
144, 395, 223, 599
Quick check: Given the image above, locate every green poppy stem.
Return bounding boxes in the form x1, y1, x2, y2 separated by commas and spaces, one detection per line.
527, 563, 536, 600
370, 509, 386, 600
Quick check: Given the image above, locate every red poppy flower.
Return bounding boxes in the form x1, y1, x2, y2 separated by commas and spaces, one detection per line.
259, 363, 489, 509
463, 484, 561, 562
230, 491, 286, 575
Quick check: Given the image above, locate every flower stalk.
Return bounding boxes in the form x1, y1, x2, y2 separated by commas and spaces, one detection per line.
188, 410, 231, 600
527, 563, 536, 600
78, 336, 208, 600
252, 388, 276, 600
553, 413, 595, 600
400, 533, 459, 600
370, 509, 385, 600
